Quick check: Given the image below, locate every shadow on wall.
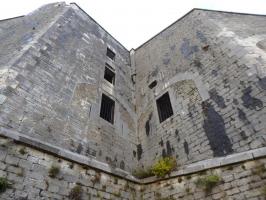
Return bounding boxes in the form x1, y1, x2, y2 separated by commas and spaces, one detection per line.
202, 102, 233, 157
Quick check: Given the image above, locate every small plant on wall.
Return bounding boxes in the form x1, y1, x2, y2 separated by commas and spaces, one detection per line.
195, 174, 221, 193
132, 156, 177, 179
0, 177, 11, 193
69, 185, 83, 200
132, 167, 153, 179
48, 164, 61, 178
151, 156, 177, 178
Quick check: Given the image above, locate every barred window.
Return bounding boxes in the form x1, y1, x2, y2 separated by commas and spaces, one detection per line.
100, 94, 115, 124
104, 64, 115, 85
106, 47, 115, 60
156, 92, 173, 123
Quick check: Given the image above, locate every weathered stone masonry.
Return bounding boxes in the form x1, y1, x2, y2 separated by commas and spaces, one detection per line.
0, 2, 266, 199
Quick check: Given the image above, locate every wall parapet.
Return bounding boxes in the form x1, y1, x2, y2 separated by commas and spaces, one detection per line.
1, 127, 266, 185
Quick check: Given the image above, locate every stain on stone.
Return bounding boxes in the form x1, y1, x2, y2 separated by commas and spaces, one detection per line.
256, 39, 266, 51
159, 138, 164, 147
47, 126, 52, 133
211, 69, 218, 76
120, 161, 125, 170
209, 89, 226, 109
86, 147, 96, 157
184, 140, 189, 155
166, 141, 172, 156
240, 131, 248, 140
133, 150, 136, 158
175, 130, 180, 142
180, 38, 198, 59
151, 67, 159, 77
188, 102, 197, 117
145, 120, 150, 136
137, 144, 143, 161
175, 130, 179, 137
105, 156, 116, 168
202, 102, 233, 157
258, 76, 266, 90
170, 45, 176, 51
162, 149, 167, 158
241, 86, 263, 110
98, 150, 102, 156
202, 45, 209, 51
76, 143, 83, 153
163, 58, 171, 65
196, 30, 207, 43
237, 108, 249, 124
223, 79, 230, 89
233, 99, 239, 105
193, 59, 202, 70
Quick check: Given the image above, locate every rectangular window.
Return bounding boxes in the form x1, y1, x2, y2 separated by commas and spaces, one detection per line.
104, 64, 115, 85
106, 47, 115, 60
100, 94, 115, 124
156, 92, 173, 123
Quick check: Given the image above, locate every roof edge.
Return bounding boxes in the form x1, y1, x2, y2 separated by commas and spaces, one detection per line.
135, 8, 266, 50
0, 15, 24, 23
70, 2, 129, 52
135, 8, 196, 50
194, 8, 266, 17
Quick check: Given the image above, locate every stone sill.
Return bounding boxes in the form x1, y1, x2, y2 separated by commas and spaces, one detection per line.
0, 127, 266, 184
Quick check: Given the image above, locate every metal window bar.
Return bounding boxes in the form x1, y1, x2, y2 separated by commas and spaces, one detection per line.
100, 94, 115, 124
156, 92, 173, 123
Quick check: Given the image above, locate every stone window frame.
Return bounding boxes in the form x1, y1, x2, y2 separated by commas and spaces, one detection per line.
106, 46, 116, 61
99, 93, 116, 124
156, 92, 174, 123
104, 63, 116, 85
153, 88, 176, 124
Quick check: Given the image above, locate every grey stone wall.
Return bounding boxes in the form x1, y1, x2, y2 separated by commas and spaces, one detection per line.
141, 157, 266, 200
0, 136, 141, 200
0, 3, 137, 172
1, 1, 266, 178
0, 136, 266, 200
134, 10, 266, 168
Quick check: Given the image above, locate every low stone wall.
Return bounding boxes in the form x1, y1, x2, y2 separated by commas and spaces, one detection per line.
0, 135, 265, 200
0, 136, 141, 200
141, 158, 266, 200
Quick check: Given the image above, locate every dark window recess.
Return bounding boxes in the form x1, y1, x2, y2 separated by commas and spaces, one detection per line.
100, 94, 115, 124
106, 47, 115, 60
149, 80, 157, 89
104, 66, 115, 84
156, 92, 173, 123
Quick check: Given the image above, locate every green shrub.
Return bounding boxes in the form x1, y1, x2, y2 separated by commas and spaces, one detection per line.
195, 174, 221, 193
19, 147, 27, 155
0, 177, 10, 193
48, 164, 60, 178
132, 167, 153, 179
151, 157, 177, 178
69, 185, 83, 200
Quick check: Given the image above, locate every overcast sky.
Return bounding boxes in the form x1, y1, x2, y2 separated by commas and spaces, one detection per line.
0, 0, 266, 49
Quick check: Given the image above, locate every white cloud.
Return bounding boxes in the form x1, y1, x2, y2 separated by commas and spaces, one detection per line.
0, 0, 265, 49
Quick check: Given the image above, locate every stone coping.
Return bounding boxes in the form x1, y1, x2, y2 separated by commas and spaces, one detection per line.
0, 127, 266, 184
140, 147, 266, 184
0, 127, 139, 183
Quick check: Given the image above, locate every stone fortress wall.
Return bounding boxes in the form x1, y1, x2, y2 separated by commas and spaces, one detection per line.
0, 2, 137, 172
134, 9, 266, 169
0, 2, 266, 199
